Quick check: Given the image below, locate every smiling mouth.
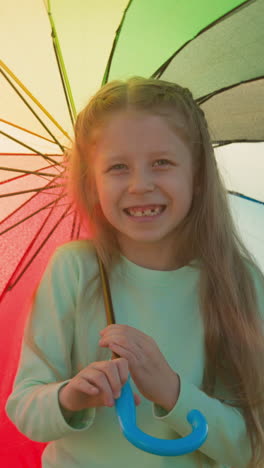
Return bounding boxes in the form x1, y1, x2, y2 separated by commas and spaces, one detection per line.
123, 205, 166, 217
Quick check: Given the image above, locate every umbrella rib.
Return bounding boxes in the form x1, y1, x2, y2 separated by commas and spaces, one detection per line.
46, 1, 76, 123
74, 218, 82, 239
0, 60, 72, 142
188, 0, 253, 38
0, 118, 69, 148
0, 184, 64, 198
152, 0, 253, 79
51, 39, 75, 127
197, 76, 264, 105
0, 194, 66, 236
0, 152, 63, 157
72, 208, 83, 239
37, 188, 66, 197
0, 174, 64, 223
5, 204, 73, 292
0, 65, 66, 152
70, 210, 79, 239
0, 162, 62, 185
0, 166, 59, 178
228, 191, 264, 206
213, 139, 264, 146
101, 0, 134, 85
71, 215, 81, 239
0, 130, 62, 166
76, 221, 81, 238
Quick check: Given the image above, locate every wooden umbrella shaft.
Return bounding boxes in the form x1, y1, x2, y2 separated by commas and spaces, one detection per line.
97, 254, 119, 359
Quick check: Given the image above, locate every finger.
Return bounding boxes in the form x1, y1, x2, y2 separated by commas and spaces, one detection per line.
100, 325, 140, 342
84, 366, 116, 406
76, 376, 100, 395
99, 334, 129, 352
114, 357, 129, 385
90, 362, 123, 401
109, 342, 138, 368
100, 324, 129, 335
134, 393, 141, 406
99, 331, 126, 346
100, 334, 142, 361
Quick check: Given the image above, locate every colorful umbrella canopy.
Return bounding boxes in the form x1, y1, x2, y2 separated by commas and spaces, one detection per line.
1, 0, 264, 466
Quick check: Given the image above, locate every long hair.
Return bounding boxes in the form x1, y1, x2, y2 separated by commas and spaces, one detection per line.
69, 76, 264, 467
66, 76, 264, 467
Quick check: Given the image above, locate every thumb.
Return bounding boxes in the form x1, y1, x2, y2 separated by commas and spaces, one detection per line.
134, 393, 141, 406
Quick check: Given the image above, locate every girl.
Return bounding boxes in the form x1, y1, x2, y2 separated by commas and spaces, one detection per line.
6, 77, 264, 468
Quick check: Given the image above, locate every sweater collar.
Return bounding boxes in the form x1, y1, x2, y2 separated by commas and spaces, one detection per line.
113, 254, 199, 287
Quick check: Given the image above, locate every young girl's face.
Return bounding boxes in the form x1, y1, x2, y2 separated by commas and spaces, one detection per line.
91, 110, 194, 262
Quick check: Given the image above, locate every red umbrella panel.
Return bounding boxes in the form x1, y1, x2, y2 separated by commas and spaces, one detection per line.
0, 158, 90, 465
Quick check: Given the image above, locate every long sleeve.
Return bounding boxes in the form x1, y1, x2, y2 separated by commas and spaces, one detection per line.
5, 241, 264, 467
152, 263, 264, 468
5, 247, 96, 442
152, 377, 251, 468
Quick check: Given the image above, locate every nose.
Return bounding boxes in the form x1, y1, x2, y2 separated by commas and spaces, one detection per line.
128, 168, 155, 194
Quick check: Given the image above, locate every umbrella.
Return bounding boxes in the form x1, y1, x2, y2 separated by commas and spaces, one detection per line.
1, 0, 264, 465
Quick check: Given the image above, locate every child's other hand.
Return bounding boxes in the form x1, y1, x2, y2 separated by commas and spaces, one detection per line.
99, 325, 180, 411
58, 358, 141, 413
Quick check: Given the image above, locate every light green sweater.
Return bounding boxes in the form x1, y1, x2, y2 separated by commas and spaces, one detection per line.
6, 240, 264, 467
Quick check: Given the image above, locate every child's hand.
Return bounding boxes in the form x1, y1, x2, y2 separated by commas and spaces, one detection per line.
58, 358, 141, 412
99, 325, 180, 411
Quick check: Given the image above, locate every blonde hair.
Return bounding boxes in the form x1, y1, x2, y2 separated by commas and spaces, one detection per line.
32, 76, 264, 466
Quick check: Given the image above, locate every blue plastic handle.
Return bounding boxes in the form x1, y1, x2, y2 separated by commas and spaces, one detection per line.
115, 376, 208, 456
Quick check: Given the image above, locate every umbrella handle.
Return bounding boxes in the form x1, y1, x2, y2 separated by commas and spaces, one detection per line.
97, 257, 208, 455
115, 376, 208, 456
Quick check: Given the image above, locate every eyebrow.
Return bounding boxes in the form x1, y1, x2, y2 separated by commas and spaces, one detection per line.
149, 151, 172, 155
108, 151, 173, 159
